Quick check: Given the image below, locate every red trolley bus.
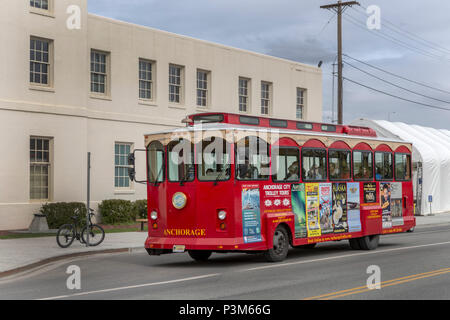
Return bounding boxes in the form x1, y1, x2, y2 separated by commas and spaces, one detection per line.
129, 113, 415, 262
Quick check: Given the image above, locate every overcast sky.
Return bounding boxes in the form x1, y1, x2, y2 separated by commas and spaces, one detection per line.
89, 0, 450, 129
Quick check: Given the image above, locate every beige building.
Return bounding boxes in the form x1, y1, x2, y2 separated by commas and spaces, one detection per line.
0, 0, 323, 230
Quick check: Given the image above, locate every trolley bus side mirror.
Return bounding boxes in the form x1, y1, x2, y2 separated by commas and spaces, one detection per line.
128, 150, 147, 184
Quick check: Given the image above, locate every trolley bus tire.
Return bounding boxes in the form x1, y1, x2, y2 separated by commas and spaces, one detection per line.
264, 225, 290, 262
188, 250, 212, 262
358, 235, 380, 250
348, 238, 361, 250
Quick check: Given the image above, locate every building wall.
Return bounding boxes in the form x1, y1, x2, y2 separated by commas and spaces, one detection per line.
0, 0, 323, 230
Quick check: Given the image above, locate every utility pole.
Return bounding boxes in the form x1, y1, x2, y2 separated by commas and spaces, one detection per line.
321, 0, 359, 125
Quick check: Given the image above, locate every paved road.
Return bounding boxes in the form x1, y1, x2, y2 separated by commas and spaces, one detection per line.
1, 224, 449, 300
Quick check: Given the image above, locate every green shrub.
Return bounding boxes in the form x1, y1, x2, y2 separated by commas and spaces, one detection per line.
133, 200, 148, 219
99, 199, 135, 225
40, 202, 87, 229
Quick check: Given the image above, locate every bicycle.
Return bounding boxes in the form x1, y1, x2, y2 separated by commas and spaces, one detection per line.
56, 208, 105, 248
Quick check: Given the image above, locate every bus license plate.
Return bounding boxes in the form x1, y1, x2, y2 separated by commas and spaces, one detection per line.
173, 245, 185, 253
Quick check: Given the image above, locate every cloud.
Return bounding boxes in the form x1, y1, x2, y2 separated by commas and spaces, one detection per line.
88, 0, 450, 129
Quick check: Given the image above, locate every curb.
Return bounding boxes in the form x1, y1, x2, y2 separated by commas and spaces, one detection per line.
415, 221, 450, 228
0, 247, 144, 279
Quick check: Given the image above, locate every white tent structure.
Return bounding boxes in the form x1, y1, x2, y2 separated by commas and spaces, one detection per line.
351, 119, 450, 216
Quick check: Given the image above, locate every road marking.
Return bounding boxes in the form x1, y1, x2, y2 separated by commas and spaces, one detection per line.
242, 240, 450, 272
304, 267, 450, 300
37, 273, 220, 300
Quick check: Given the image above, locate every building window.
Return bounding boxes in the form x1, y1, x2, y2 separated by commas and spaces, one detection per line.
296, 88, 306, 119
30, 37, 51, 86
115, 143, 132, 189
139, 59, 154, 100
261, 81, 272, 115
197, 70, 210, 107
169, 64, 183, 104
30, 0, 49, 10
30, 137, 51, 200
239, 77, 250, 113
91, 50, 109, 95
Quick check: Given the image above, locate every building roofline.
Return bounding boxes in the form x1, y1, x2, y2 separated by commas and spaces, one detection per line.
87, 13, 322, 74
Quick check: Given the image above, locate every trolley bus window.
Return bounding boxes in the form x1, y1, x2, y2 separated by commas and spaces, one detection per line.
395, 153, 411, 181
147, 141, 165, 183
353, 151, 373, 180
375, 152, 393, 180
168, 139, 195, 183
198, 137, 231, 181
236, 136, 270, 180
328, 150, 351, 180
192, 114, 224, 124
272, 147, 300, 182
302, 149, 327, 181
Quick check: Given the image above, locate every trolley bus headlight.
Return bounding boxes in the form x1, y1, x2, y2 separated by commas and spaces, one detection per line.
218, 210, 227, 221
150, 210, 158, 220
172, 192, 187, 210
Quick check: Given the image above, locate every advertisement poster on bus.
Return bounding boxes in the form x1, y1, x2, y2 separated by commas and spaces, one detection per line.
391, 182, 404, 226
319, 183, 333, 234
262, 184, 292, 214
291, 184, 307, 238
363, 182, 378, 204
347, 182, 362, 232
332, 183, 348, 233
305, 183, 321, 237
380, 182, 392, 229
241, 185, 262, 243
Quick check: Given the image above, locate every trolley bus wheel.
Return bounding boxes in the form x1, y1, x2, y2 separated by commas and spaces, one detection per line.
188, 250, 212, 262
264, 225, 289, 262
358, 235, 380, 250
348, 238, 361, 250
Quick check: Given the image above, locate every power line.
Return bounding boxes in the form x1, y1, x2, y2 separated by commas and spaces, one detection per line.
316, 12, 337, 38
344, 54, 450, 95
342, 13, 450, 63
344, 60, 450, 104
342, 76, 450, 112
354, 5, 450, 56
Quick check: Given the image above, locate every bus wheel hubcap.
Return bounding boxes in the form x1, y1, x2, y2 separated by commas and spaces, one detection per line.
274, 231, 286, 254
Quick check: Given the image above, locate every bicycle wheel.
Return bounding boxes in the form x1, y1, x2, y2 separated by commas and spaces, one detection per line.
56, 224, 76, 248
81, 224, 105, 246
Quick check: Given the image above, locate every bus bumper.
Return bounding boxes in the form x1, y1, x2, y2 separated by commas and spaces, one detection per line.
145, 236, 268, 253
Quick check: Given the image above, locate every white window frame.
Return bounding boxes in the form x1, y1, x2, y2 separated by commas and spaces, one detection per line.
169, 64, 184, 104
239, 77, 251, 113
30, 136, 52, 201
90, 49, 110, 97
196, 69, 210, 108
114, 142, 133, 190
30, 0, 49, 10
296, 88, 306, 119
139, 58, 155, 101
261, 81, 272, 116
30, 37, 52, 88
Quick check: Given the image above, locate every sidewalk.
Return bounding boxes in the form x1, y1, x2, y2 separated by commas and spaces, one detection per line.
415, 211, 450, 227
0, 232, 146, 276
1, 213, 450, 277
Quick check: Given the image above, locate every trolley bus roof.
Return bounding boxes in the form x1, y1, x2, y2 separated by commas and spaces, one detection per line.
144, 123, 411, 146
